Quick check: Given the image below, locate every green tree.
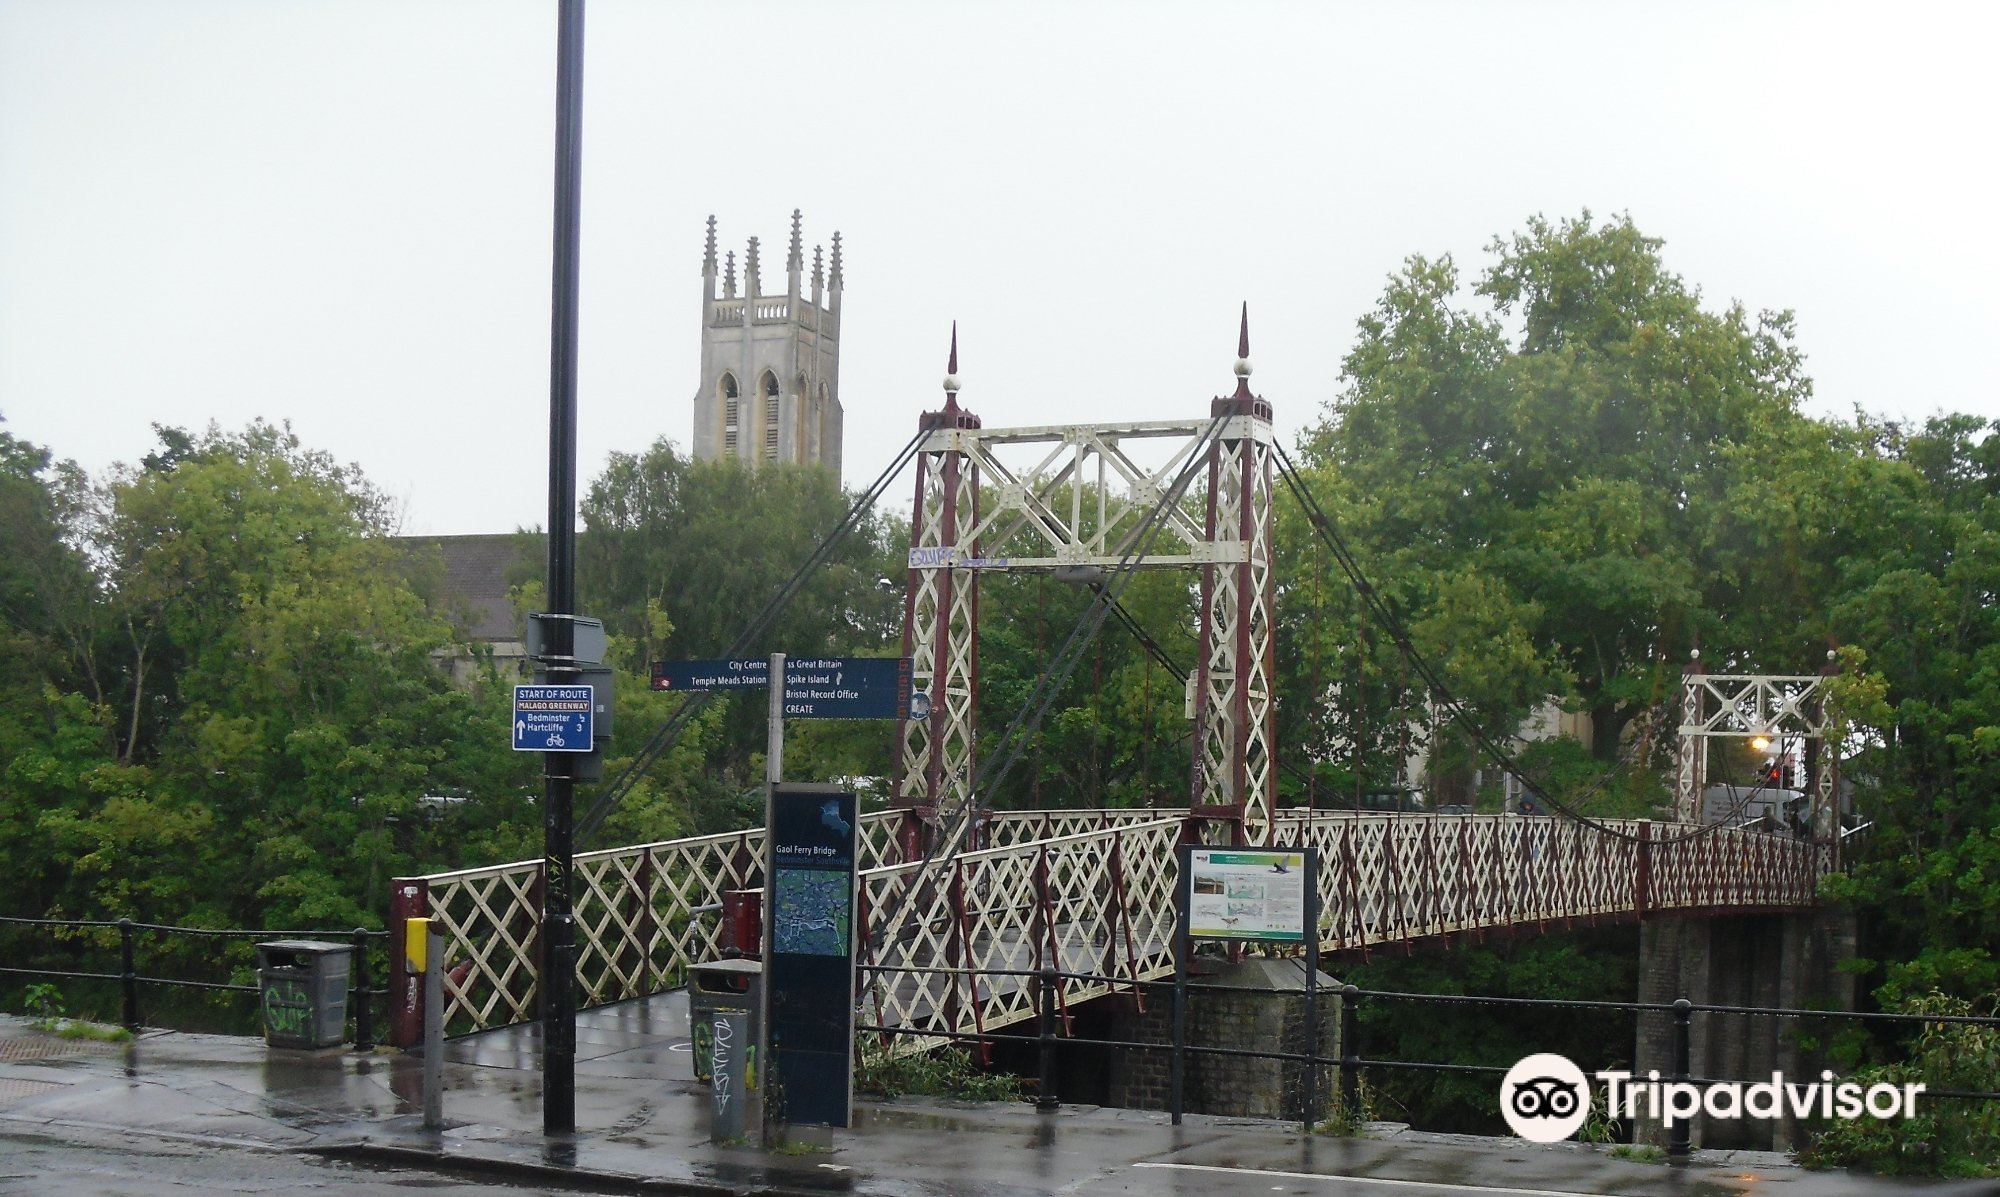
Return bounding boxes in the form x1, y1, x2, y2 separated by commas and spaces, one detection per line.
9, 422, 538, 932
1288, 212, 1818, 805
577, 441, 903, 808
1815, 417, 2000, 1003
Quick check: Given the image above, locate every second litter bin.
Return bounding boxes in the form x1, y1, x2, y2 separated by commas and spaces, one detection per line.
256, 940, 353, 1049
689, 959, 762, 1142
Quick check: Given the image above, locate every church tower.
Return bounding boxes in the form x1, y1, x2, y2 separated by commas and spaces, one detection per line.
692, 211, 843, 474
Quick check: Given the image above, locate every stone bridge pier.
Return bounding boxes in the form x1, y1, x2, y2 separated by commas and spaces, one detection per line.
1634, 906, 1857, 1151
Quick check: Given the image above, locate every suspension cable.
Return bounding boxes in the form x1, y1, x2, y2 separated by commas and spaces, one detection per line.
575, 427, 927, 845
1272, 442, 1777, 848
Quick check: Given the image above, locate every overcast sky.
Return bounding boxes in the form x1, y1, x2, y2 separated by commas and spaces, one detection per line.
3, 0, 1996, 535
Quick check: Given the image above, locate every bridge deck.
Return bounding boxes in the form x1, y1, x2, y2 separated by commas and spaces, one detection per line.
445, 989, 694, 1080
405, 808, 1828, 1052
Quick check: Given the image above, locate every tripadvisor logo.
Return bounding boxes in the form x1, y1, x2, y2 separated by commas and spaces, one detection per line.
1501, 1053, 1925, 1144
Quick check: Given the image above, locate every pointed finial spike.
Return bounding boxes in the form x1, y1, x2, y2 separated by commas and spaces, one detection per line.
788, 209, 803, 270
942, 322, 960, 400
1231, 302, 1253, 396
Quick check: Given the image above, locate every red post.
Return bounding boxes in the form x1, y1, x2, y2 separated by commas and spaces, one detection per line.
1464, 820, 1480, 944
1339, 820, 1369, 961
388, 877, 429, 1048
895, 808, 927, 864
1640, 820, 1656, 924
720, 889, 762, 958
947, 862, 990, 1062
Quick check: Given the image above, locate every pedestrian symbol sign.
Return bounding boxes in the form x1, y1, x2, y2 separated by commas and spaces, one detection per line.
513, 685, 594, 752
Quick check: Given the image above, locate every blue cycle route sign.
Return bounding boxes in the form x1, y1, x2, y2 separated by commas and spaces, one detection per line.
512, 684, 595, 752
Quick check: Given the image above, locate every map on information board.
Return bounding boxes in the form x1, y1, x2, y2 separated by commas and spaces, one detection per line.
1188, 849, 1308, 941
772, 868, 851, 956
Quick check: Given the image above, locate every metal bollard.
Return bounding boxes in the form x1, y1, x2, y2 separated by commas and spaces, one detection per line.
1669, 998, 1692, 1163
1035, 966, 1059, 1111
1339, 983, 1361, 1119
405, 918, 444, 1130
352, 927, 374, 1051
118, 918, 139, 1033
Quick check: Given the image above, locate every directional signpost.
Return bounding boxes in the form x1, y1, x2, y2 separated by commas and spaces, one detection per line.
652, 658, 770, 692
513, 684, 595, 752
780, 657, 911, 720
651, 655, 912, 719
642, 654, 911, 1145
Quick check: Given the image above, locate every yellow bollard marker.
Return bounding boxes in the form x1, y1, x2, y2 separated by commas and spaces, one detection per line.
405, 916, 430, 973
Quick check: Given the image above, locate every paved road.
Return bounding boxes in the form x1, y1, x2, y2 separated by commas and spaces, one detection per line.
0, 1121, 552, 1195
10, 1118, 1994, 1197
5, 1011, 1992, 1197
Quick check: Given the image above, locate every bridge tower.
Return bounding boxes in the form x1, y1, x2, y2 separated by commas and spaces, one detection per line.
893, 312, 1280, 850
893, 328, 981, 848
1189, 307, 1278, 845
1673, 648, 1843, 867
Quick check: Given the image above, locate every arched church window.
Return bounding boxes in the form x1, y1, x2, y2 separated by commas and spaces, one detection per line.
720, 373, 740, 453
761, 371, 781, 460
814, 383, 829, 463
795, 374, 811, 464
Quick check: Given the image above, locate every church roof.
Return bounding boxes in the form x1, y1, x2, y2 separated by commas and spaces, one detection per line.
400, 532, 542, 643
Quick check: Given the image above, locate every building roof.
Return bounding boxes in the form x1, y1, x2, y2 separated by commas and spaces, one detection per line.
401, 533, 542, 642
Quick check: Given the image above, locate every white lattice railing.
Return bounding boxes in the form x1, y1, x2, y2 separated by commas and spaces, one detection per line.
390, 807, 1155, 1038
863, 813, 1825, 1051
1272, 813, 1823, 953
859, 816, 1184, 1052
395, 811, 904, 1036
979, 807, 1179, 851
391, 808, 1825, 1044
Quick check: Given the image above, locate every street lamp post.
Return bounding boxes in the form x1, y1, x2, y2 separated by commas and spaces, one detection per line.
542, 0, 587, 1138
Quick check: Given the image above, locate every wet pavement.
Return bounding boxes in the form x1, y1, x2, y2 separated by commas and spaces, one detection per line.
2, 1005, 1993, 1196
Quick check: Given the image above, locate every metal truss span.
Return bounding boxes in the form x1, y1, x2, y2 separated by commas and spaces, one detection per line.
894, 316, 1280, 844
392, 808, 1826, 1049
1673, 661, 1843, 859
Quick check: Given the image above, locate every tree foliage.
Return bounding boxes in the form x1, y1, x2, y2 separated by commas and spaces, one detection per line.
1287, 212, 1821, 800
0, 421, 538, 941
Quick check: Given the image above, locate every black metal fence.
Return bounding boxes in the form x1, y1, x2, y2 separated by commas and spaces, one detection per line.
0, 915, 390, 1049
856, 962, 2000, 1162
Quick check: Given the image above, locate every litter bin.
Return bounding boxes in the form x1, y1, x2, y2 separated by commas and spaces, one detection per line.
256, 940, 353, 1049
689, 959, 762, 1141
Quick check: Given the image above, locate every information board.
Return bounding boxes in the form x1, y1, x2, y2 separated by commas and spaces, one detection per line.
1186, 848, 1309, 942
763, 784, 859, 1130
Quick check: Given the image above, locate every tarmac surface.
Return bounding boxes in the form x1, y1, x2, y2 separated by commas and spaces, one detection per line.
1, 1000, 1993, 1197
